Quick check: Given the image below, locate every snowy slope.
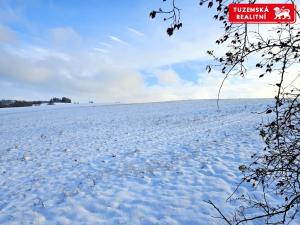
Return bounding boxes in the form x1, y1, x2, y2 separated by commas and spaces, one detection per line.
0, 99, 287, 225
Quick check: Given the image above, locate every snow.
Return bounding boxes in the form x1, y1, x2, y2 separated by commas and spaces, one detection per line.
0, 99, 289, 224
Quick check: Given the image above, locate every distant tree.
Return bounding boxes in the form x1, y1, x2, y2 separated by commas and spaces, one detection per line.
151, 0, 300, 224
61, 97, 71, 103
49, 97, 72, 104
49, 97, 60, 103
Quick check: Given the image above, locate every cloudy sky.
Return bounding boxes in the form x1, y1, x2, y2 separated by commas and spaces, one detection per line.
0, 0, 287, 103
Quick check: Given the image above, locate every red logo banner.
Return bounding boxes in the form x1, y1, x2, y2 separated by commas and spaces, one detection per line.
228, 3, 296, 24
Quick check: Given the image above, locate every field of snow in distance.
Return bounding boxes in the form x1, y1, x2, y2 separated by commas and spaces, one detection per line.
0, 99, 294, 225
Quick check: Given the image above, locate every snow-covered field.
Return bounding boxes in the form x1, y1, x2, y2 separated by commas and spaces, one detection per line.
0, 99, 276, 225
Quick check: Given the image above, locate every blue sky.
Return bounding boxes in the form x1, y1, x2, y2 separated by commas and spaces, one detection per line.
0, 0, 279, 103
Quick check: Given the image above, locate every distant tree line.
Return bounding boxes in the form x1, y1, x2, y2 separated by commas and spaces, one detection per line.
0, 97, 72, 108
49, 97, 72, 104
0, 100, 44, 108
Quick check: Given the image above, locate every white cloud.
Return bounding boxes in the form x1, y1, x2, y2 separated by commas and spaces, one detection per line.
0, 25, 16, 43
49, 27, 81, 45
0, 50, 51, 83
128, 27, 144, 36
94, 48, 110, 54
0, 40, 294, 103
155, 69, 183, 86
109, 35, 129, 45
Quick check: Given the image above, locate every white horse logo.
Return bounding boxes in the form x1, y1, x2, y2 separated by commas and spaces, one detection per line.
274, 7, 291, 20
